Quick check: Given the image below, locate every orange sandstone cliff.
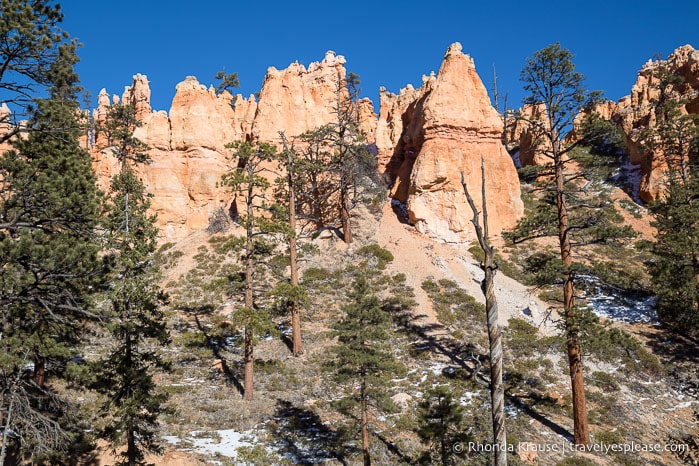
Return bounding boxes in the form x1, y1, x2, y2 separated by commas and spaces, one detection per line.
616, 44, 699, 202
376, 43, 523, 242
514, 45, 699, 203
92, 45, 522, 242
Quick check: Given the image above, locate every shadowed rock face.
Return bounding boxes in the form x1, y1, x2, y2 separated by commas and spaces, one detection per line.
89, 44, 522, 242
376, 43, 523, 242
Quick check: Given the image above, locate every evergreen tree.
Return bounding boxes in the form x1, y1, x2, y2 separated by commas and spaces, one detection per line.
273, 133, 309, 356
221, 140, 280, 400
0, 41, 103, 461
293, 73, 381, 242
415, 385, 472, 466
93, 104, 171, 466
510, 43, 634, 445
293, 125, 338, 229
0, 0, 67, 133
641, 64, 699, 335
328, 274, 403, 466
214, 69, 240, 95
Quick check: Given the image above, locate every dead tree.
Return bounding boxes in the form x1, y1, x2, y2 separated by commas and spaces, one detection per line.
461, 158, 507, 466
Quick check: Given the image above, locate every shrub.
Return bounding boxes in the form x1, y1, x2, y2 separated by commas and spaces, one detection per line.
356, 243, 394, 269
594, 429, 624, 445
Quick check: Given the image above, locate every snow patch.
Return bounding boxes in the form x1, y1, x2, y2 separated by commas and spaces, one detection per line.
611, 159, 644, 204
588, 293, 657, 323
665, 401, 696, 411
580, 274, 658, 323
165, 429, 259, 459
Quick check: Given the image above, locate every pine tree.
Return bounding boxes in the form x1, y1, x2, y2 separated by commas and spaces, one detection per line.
328, 274, 403, 466
0, 41, 103, 461
510, 43, 635, 445
93, 104, 171, 466
273, 133, 309, 356
292, 73, 380, 242
416, 385, 472, 466
293, 125, 338, 229
0, 0, 67, 134
221, 140, 280, 400
641, 64, 699, 334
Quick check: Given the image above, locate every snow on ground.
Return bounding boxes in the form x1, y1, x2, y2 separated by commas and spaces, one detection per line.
164, 429, 258, 459
611, 158, 645, 204
588, 292, 658, 323
580, 275, 658, 323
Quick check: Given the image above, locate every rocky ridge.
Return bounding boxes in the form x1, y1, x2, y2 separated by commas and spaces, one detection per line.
617, 44, 699, 202
93, 44, 523, 243
91, 52, 358, 240
376, 43, 523, 242
508, 44, 699, 203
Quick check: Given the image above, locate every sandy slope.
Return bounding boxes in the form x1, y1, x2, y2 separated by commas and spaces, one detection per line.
377, 202, 558, 336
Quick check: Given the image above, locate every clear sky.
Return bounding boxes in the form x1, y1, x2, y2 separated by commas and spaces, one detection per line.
60, 0, 698, 113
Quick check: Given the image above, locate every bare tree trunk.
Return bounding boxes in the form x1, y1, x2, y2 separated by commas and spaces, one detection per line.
0, 389, 15, 465
361, 376, 371, 466
554, 149, 590, 445
283, 142, 303, 356
340, 184, 352, 244
461, 162, 507, 466
492, 64, 499, 113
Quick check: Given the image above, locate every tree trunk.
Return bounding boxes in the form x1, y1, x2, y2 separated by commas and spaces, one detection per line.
127, 430, 136, 466
288, 153, 303, 356
361, 376, 371, 466
0, 389, 15, 466
555, 150, 590, 446
340, 184, 352, 244
33, 356, 46, 387
485, 265, 507, 466
243, 238, 255, 400
243, 327, 254, 401
290, 301, 302, 356
312, 178, 324, 230
461, 166, 507, 466
242, 182, 256, 401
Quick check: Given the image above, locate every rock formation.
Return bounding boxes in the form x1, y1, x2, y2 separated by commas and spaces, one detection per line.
506, 45, 699, 203
615, 44, 699, 202
252, 51, 342, 144
92, 51, 375, 241
91, 45, 527, 243
0, 103, 13, 154
505, 103, 552, 167
376, 43, 523, 242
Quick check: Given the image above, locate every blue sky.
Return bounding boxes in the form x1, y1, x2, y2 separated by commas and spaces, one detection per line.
61, 1, 698, 113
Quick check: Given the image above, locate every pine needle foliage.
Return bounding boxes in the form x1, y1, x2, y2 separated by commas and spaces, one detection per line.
0, 39, 103, 462
92, 104, 171, 466
415, 385, 473, 466
641, 63, 699, 335
328, 273, 404, 465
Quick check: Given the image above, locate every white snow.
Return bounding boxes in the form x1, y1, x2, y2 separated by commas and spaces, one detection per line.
164, 429, 258, 459
611, 159, 645, 204
665, 401, 696, 412
579, 274, 658, 323
588, 293, 657, 323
